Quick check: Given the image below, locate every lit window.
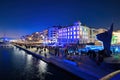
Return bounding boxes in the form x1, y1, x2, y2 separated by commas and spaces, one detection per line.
71, 36, 72, 38
80, 28, 82, 31
71, 28, 72, 31
74, 36, 76, 39
74, 27, 76, 30
77, 36, 79, 38
74, 32, 76, 34
71, 32, 72, 35
68, 36, 69, 39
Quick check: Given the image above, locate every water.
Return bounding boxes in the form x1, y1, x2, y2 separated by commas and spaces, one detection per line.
0, 46, 81, 80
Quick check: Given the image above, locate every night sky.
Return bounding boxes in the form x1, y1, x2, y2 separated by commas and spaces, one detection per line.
0, 0, 120, 38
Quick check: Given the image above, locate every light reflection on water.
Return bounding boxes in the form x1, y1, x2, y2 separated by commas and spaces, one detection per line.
26, 54, 32, 65
0, 46, 81, 80
38, 60, 47, 73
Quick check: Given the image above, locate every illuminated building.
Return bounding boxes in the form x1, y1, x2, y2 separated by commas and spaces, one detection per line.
48, 26, 58, 44
31, 32, 41, 41
24, 35, 33, 41
80, 25, 90, 44
40, 30, 48, 44
58, 21, 90, 45
89, 28, 96, 43
58, 26, 68, 44
21, 21, 116, 46
93, 28, 107, 45
112, 31, 120, 44
23, 30, 48, 44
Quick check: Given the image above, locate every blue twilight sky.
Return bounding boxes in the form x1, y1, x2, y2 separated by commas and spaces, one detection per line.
0, 0, 120, 38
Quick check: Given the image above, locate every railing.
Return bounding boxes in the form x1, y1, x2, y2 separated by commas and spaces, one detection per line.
100, 70, 120, 80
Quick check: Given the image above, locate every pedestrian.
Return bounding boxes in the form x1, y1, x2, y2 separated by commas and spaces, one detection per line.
55, 47, 57, 56
44, 53, 47, 58
37, 47, 39, 51
65, 48, 68, 57
57, 47, 59, 56
39, 49, 41, 54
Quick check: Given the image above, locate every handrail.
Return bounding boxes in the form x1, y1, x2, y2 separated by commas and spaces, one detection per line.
100, 70, 120, 80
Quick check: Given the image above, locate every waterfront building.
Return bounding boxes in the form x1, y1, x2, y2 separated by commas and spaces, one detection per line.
93, 28, 107, 45
112, 31, 120, 44
31, 32, 41, 41
48, 26, 58, 44
58, 26, 68, 44
80, 25, 90, 44
58, 23, 80, 45
89, 28, 96, 43
21, 21, 114, 46
58, 21, 90, 45
40, 30, 48, 45
24, 35, 33, 41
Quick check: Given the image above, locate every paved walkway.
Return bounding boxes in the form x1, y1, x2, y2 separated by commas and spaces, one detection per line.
50, 56, 114, 79
16, 45, 117, 80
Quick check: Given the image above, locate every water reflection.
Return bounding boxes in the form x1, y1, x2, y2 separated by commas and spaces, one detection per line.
0, 46, 81, 80
38, 60, 47, 73
38, 60, 48, 80
26, 54, 32, 65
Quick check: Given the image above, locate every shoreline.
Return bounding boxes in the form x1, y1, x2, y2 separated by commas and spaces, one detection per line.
15, 45, 101, 80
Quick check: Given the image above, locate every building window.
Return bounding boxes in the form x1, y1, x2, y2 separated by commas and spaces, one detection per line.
74, 36, 76, 39
74, 32, 76, 34
74, 27, 76, 30
68, 36, 69, 39
68, 29, 69, 31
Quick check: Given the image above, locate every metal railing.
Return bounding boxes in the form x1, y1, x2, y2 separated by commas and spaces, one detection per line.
100, 70, 120, 80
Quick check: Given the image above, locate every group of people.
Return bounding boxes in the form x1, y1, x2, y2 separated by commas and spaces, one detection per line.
87, 49, 112, 65
18, 43, 112, 66
21, 44, 48, 57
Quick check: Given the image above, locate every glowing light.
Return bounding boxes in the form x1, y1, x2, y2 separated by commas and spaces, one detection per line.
68, 36, 69, 39
74, 32, 76, 34
74, 36, 76, 39
74, 27, 76, 30
36, 32, 39, 34
115, 47, 119, 52
27, 54, 32, 63
38, 60, 47, 73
